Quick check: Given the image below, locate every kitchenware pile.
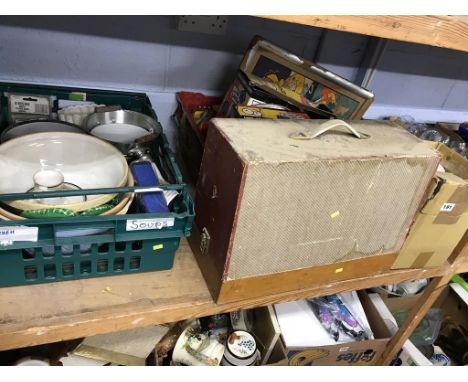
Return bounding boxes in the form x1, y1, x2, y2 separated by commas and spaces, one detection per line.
0, 102, 174, 221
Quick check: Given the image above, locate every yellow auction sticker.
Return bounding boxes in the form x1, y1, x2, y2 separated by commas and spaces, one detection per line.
330, 211, 340, 219
153, 244, 164, 251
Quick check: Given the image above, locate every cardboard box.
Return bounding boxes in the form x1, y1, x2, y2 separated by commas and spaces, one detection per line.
71, 325, 170, 366
367, 292, 432, 366
264, 338, 289, 366
437, 283, 468, 329
436, 284, 468, 365
250, 306, 282, 365
371, 283, 468, 365
173, 91, 221, 185
277, 292, 392, 366
217, 71, 305, 119
392, 142, 468, 269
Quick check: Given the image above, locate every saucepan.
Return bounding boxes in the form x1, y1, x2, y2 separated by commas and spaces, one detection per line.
83, 109, 162, 153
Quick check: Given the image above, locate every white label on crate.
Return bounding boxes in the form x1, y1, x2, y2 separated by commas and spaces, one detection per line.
0, 226, 38, 243
440, 203, 455, 212
9, 94, 50, 115
126, 218, 175, 231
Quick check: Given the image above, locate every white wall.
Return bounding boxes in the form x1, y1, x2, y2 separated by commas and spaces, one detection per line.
0, 16, 466, 145
364, 40, 468, 122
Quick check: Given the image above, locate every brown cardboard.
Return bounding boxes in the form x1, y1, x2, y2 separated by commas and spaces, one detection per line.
376, 286, 468, 365
392, 142, 468, 269
378, 293, 421, 313
250, 306, 282, 365
435, 284, 468, 325
428, 142, 468, 179
433, 185, 468, 225
435, 285, 468, 365
380, 285, 467, 346
284, 292, 392, 366
264, 339, 289, 366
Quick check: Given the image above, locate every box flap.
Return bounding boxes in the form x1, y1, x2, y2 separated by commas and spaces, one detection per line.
427, 141, 468, 180
392, 143, 468, 270
421, 173, 468, 222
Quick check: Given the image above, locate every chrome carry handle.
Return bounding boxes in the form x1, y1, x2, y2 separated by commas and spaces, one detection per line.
289, 119, 370, 140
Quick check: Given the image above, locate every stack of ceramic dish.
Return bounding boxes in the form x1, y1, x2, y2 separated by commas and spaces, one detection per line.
58, 104, 105, 126
0, 120, 86, 143
0, 132, 132, 220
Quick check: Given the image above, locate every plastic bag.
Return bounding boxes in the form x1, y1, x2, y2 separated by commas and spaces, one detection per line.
307, 294, 369, 342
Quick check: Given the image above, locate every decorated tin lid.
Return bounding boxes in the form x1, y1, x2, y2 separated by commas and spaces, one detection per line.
224, 330, 258, 365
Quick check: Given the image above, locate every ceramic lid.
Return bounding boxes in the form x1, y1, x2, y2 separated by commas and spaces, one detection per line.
226, 330, 257, 360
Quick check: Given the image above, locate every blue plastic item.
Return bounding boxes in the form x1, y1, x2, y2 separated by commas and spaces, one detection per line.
458, 122, 468, 141
131, 162, 169, 213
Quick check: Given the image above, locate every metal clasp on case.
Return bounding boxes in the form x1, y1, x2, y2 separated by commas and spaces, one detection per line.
200, 227, 211, 256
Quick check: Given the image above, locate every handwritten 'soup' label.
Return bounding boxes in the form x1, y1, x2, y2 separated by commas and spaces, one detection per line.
126, 218, 175, 231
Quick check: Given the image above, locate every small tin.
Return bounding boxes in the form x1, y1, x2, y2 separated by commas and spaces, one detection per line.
221, 330, 259, 366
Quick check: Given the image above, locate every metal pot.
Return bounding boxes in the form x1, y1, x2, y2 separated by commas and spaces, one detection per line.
83, 110, 162, 153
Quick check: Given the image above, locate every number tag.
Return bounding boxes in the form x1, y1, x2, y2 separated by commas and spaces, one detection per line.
440, 203, 455, 212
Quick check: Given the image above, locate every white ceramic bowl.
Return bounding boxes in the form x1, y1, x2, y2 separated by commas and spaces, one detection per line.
0, 132, 128, 212
0, 173, 135, 221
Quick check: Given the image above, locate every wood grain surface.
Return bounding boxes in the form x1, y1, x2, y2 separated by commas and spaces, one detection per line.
0, 238, 450, 352
378, 234, 468, 365
260, 16, 468, 52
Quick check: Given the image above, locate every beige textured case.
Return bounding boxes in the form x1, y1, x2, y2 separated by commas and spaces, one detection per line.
210, 119, 440, 280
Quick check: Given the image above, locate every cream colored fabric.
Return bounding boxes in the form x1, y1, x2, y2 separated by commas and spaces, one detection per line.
210, 119, 440, 280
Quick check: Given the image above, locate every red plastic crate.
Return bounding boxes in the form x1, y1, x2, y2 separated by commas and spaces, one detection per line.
174, 92, 222, 144
174, 92, 222, 185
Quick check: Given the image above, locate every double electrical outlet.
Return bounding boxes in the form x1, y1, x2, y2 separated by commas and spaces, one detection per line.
177, 16, 228, 35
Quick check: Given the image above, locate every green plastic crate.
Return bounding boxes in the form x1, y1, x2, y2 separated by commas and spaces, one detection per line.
0, 82, 194, 287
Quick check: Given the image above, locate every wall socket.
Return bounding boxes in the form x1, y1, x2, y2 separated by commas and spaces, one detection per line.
177, 16, 228, 35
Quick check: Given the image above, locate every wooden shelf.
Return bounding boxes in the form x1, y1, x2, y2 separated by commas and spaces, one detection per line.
260, 16, 468, 52
0, 238, 449, 352
0, 16, 465, 365
454, 255, 468, 274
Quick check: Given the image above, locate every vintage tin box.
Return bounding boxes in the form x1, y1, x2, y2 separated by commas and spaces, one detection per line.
238, 36, 375, 119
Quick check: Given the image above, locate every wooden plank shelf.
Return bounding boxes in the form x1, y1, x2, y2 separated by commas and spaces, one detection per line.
0, 16, 465, 366
454, 254, 468, 274
260, 16, 468, 52
0, 238, 449, 352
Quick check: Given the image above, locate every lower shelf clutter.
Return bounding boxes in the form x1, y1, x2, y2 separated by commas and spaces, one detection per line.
3, 278, 467, 366
275, 291, 391, 366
